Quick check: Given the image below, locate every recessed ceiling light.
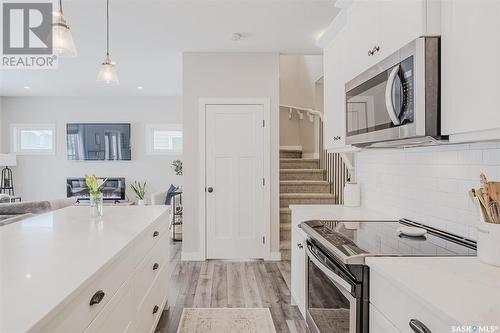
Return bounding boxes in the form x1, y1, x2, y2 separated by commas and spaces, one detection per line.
137, 86, 143, 90
23, 86, 30, 90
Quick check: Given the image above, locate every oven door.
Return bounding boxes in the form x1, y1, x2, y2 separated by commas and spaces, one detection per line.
305, 240, 359, 333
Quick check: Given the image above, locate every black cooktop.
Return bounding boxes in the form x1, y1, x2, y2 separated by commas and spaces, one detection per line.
301, 219, 477, 264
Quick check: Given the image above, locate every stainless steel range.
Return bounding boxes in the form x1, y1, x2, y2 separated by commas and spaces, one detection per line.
301, 219, 476, 333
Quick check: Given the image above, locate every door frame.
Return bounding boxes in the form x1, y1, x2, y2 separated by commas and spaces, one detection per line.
198, 98, 271, 260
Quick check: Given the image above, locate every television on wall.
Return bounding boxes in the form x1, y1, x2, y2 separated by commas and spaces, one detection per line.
66, 123, 131, 160
67, 177, 126, 202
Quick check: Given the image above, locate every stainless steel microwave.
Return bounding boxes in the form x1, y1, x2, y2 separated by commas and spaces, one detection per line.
345, 37, 447, 148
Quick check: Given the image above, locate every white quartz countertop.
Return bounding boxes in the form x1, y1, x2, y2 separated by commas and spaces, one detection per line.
289, 204, 398, 221
366, 257, 500, 326
0, 205, 169, 333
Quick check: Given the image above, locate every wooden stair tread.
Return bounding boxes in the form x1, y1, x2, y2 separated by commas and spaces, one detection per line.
280, 193, 337, 199
280, 180, 329, 184
280, 169, 325, 173
280, 158, 319, 162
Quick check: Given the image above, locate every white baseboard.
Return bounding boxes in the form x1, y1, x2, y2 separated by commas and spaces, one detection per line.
181, 251, 205, 261
302, 152, 320, 159
280, 145, 302, 151
264, 251, 282, 261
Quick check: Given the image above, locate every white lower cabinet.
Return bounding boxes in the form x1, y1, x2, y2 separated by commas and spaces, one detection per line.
290, 224, 307, 318
370, 270, 456, 332
38, 217, 170, 333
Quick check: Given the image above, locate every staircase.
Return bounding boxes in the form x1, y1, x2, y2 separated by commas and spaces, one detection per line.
279, 148, 337, 260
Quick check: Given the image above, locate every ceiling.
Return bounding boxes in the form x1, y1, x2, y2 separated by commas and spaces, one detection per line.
0, 0, 339, 97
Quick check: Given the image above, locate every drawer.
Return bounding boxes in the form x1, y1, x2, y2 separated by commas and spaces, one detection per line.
38, 215, 167, 333
132, 232, 170, 310
370, 270, 458, 332
369, 304, 399, 333
84, 280, 134, 333
133, 263, 169, 333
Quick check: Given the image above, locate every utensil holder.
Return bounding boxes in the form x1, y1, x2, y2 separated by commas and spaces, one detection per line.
474, 197, 500, 266
477, 220, 500, 267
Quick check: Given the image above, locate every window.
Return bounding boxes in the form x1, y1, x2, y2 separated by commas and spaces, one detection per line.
11, 124, 56, 154
146, 124, 182, 154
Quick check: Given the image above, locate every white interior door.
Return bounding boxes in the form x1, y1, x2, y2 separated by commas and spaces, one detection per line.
206, 104, 265, 259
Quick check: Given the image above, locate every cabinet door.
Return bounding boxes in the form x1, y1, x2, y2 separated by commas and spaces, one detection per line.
290, 225, 307, 318
324, 27, 348, 150
442, 1, 500, 136
376, 0, 426, 58
345, 0, 379, 79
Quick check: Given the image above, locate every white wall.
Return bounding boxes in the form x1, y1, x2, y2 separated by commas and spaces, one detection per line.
0, 97, 3, 152
279, 55, 323, 157
357, 142, 500, 241
1, 97, 183, 202
183, 52, 280, 259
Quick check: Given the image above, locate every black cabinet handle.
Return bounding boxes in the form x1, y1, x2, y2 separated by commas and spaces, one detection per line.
409, 319, 431, 333
153, 231, 159, 237
153, 263, 159, 271
89, 290, 105, 306
153, 305, 159, 314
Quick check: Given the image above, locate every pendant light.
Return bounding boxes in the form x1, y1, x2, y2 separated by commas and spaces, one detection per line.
97, 0, 119, 85
52, 0, 77, 57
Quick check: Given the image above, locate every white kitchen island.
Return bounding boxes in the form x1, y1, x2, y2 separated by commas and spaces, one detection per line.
1, 205, 173, 333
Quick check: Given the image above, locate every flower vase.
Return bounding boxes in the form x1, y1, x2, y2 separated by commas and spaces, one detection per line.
138, 199, 146, 206
90, 193, 104, 218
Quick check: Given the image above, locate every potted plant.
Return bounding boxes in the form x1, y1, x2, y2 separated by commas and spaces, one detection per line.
131, 181, 147, 206
171, 159, 182, 176
85, 174, 107, 218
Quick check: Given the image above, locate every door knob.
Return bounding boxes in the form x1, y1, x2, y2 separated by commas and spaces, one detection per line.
207, 187, 214, 193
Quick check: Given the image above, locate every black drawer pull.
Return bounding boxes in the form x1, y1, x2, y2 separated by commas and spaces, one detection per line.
153, 231, 159, 237
152, 305, 159, 314
89, 290, 105, 306
153, 263, 159, 271
409, 319, 431, 333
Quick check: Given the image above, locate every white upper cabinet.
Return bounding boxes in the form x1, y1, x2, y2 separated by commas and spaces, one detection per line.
324, 27, 351, 151
345, 0, 436, 81
441, 0, 500, 142
345, 0, 380, 80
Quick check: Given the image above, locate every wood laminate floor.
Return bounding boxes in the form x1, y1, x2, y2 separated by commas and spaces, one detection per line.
154, 246, 308, 333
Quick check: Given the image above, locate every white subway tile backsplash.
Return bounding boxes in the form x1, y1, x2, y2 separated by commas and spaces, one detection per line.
357, 144, 500, 241
483, 149, 500, 165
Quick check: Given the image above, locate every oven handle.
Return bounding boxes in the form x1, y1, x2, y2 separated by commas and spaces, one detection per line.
306, 245, 353, 293
385, 65, 401, 126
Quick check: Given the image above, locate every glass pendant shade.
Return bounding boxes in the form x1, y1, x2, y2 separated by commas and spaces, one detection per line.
52, 11, 77, 57
97, 56, 119, 85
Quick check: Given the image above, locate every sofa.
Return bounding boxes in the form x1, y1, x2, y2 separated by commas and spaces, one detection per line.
0, 198, 76, 226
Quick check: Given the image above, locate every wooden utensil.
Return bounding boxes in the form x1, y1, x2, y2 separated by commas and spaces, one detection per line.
489, 201, 500, 224
480, 173, 491, 207
488, 182, 500, 204
477, 188, 493, 222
